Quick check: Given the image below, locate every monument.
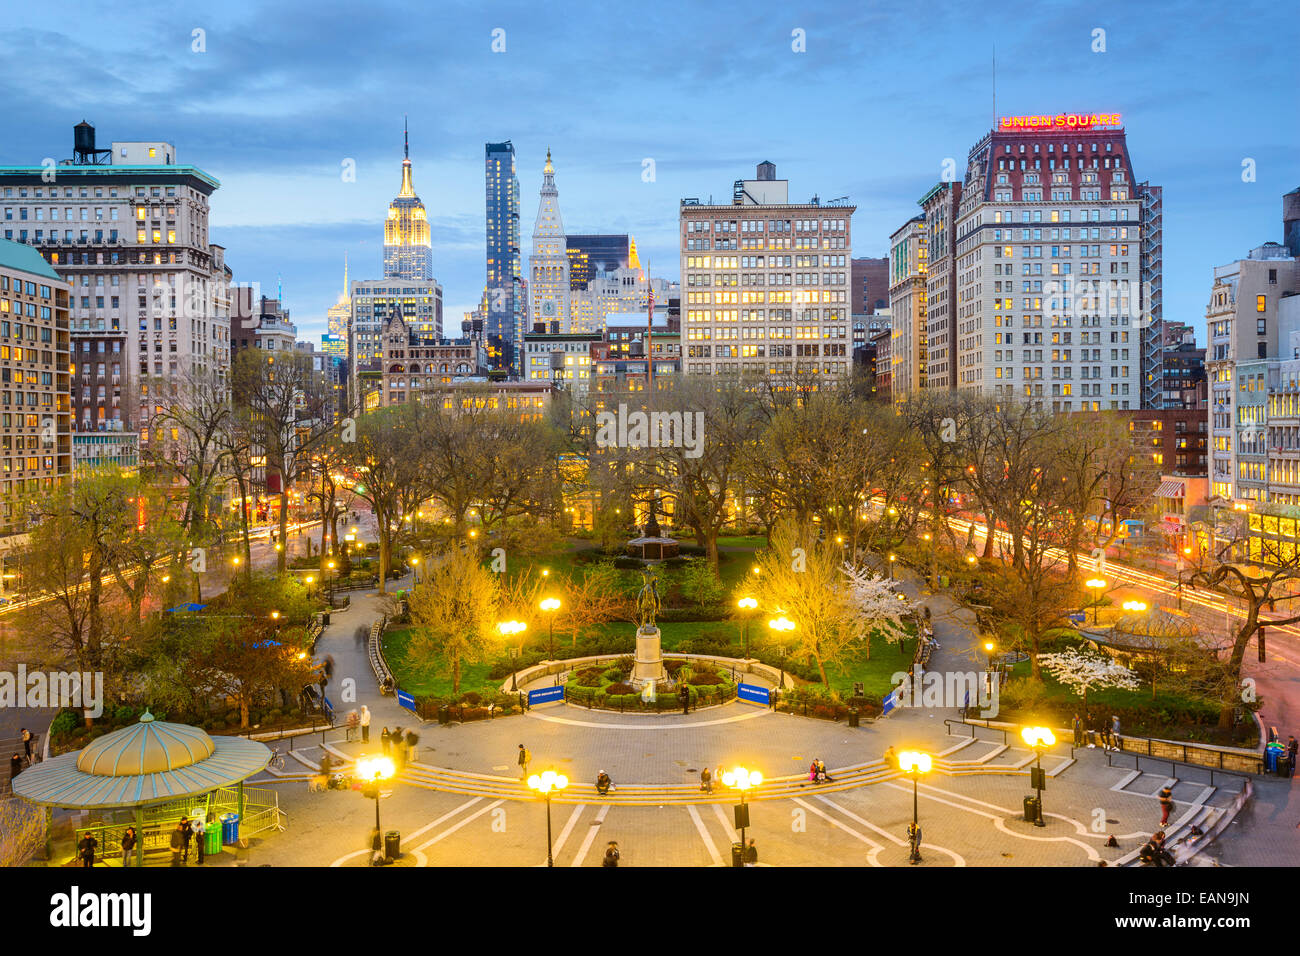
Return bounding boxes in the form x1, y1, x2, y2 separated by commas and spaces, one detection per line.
630, 566, 667, 690
626, 497, 679, 562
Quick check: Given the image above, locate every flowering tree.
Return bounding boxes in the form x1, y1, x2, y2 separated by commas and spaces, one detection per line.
1038, 648, 1139, 710
841, 563, 917, 658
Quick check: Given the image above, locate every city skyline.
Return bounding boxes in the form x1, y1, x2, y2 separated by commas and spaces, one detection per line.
0, 0, 1295, 341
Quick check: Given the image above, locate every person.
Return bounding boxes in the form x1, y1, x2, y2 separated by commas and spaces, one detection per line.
1159, 785, 1174, 826
405, 728, 419, 763
883, 746, 898, 770
389, 727, 404, 771
360, 704, 371, 743
602, 841, 620, 867
595, 770, 613, 796
323, 654, 335, 680
679, 684, 690, 716
21, 727, 32, 765
320, 752, 333, 778
1287, 735, 1298, 776
700, 766, 713, 794
179, 815, 192, 863
743, 838, 757, 866
1111, 714, 1122, 751
192, 816, 206, 865
9, 753, 22, 783
1186, 824, 1205, 846
518, 744, 530, 780
345, 709, 359, 742
170, 822, 186, 866
380, 727, 391, 756
809, 760, 820, 783
121, 827, 136, 867
1153, 831, 1175, 866
368, 827, 386, 866
817, 758, 834, 783
1072, 713, 1083, 748
77, 832, 97, 868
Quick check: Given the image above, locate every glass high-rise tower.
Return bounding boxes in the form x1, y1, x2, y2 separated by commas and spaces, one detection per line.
485, 140, 522, 373
384, 120, 433, 281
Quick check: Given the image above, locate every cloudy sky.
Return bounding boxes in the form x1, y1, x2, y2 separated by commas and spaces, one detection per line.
2, 0, 1295, 342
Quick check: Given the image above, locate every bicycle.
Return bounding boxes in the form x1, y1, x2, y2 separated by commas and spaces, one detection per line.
266, 748, 286, 772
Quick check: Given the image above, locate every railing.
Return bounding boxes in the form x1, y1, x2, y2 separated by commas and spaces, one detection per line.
944, 718, 1078, 760
368, 615, 393, 694
1107, 734, 1262, 777
563, 682, 738, 713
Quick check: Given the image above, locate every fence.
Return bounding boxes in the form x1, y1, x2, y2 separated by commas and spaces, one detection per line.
1111, 733, 1263, 775
368, 615, 393, 695
564, 682, 738, 713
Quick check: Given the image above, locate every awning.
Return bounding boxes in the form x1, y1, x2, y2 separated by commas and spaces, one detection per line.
1155, 479, 1185, 498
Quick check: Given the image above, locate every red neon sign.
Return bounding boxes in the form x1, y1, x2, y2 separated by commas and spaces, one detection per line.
998, 113, 1123, 132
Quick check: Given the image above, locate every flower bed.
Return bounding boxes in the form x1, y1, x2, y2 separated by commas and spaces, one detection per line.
563, 660, 738, 713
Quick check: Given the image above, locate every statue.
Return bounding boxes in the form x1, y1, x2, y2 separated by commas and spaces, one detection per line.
636, 566, 662, 629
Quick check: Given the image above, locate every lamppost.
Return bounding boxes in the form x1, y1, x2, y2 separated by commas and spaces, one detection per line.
409, 555, 420, 585
1021, 726, 1055, 828
768, 616, 795, 689
498, 620, 527, 691
540, 597, 561, 659
1085, 577, 1107, 624
983, 639, 995, 670
737, 597, 757, 659
898, 750, 932, 863
527, 769, 569, 867
887, 553, 897, 580
355, 754, 396, 855
1177, 546, 1192, 609
1122, 600, 1147, 614
722, 766, 762, 866
326, 559, 336, 603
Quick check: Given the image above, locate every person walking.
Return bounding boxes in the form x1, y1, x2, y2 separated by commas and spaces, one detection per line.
743, 838, 758, 866
380, 727, 391, 757
1159, 785, 1174, 826
192, 817, 206, 865
9, 753, 22, 784
360, 705, 371, 743
518, 744, 530, 780
179, 815, 192, 863
121, 827, 136, 868
602, 841, 620, 867
20, 727, 32, 765
700, 766, 713, 794
1111, 714, 1122, 752
169, 822, 185, 866
1286, 735, 1298, 777
77, 832, 97, 868
1072, 713, 1083, 748
389, 727, 404, 771
405, 728, 419, 764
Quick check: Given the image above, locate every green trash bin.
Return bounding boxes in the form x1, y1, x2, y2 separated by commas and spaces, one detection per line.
203, 822, 222, 856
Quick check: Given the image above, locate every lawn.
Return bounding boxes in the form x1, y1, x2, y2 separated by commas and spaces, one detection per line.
382, 627, 499, 698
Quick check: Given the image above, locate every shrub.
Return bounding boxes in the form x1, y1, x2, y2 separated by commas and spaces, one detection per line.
462, 691, 482, 706
574, 668, 606, 687
664, 659, 686, 675
606, 682, 636, 696
613, 556, 641, 570
50, 710, 80, 738
687, 672, 724, 686
112, 705, 138, 724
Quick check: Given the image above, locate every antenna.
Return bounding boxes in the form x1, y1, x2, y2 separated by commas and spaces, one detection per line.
992, 44, 997, 127
404, 114, 409, 159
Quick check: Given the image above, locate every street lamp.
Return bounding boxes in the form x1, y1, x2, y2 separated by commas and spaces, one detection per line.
722, 766, 762, 866
898, 750, 932, 863
409, 555, 420, 585
1020, 726, 1056, 828
737, 597, 757, 659
1121, 600, 1147, 613
983, 639, 995, 670
539, 597, 561, 659
498, 620, 528, 691
355, 754, 396, 857
768, 616, 795, 688
1085, 577, 1107, 624
326, 560, 336, 603
887, 553, 897, 580
1177, 546, 1192, 609
527, 769, 569, 867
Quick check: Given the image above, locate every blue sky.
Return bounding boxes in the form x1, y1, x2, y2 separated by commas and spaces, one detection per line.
1, 0, 1295, 342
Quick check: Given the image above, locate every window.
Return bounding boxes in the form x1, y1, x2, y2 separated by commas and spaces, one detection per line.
1257, 294, 1267, 312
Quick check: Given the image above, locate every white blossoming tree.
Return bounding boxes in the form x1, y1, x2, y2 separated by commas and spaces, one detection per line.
1038, 648, 1140, 710
842, 563, 917, 659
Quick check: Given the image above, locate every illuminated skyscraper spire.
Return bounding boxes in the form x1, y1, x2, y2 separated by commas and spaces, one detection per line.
529, 147, 570, 330
385, 117, 432, 279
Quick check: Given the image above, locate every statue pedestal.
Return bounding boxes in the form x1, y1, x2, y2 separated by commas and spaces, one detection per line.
631, 625, 667, 687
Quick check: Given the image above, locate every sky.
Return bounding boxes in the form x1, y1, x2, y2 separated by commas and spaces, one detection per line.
1, 0, 1295, 343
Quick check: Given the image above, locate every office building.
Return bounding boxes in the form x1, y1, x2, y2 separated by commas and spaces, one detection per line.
485, 141, 523, 374
349, 278, 444, 411
921, 181, 960, 390
326, 254, 350, 356
851, 256, 889, 314
888, 215, 927, 399
383, 122, 433, 281
528, 150, 572, 334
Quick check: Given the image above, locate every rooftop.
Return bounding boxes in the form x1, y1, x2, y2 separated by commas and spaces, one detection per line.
0, 238, 62, 280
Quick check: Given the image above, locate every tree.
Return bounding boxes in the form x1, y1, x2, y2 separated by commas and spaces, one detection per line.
405, 545, 496, 695
841, 564, 917, 659
1038, 648, 1139, 711
560, 562, 630, 648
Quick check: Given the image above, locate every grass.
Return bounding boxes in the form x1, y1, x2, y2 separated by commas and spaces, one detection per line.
382, 628, 499, 698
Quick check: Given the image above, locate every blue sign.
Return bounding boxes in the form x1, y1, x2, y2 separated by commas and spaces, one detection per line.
737, 683, 770, 706
1068, 612, 1086, 624
882, 688, 901, 716
528, 685, 565, 705
396, 689, 416, 712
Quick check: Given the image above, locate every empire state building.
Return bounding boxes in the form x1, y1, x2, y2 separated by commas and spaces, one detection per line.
384, 121, 433, 280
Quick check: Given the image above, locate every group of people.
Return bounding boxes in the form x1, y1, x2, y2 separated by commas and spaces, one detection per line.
1073, 712, 1122, 751
170, 815, 208, 866
1138, 830, 1177, 867
809, 759, 834, 783
8, 727, 37, 786
379, 725, 419, 766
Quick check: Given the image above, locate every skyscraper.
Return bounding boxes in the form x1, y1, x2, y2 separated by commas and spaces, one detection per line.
383, 119, 432, 281
326, 253, 351, 358
529, 149, 571, 333
485, 140, 522, 373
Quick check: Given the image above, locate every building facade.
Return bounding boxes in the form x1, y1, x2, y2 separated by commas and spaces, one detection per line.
528, 151, 572, 335
377, 312, 485, 407
888, 215, 927, 399
679, 162, 854, 380
851, 256, 889, 314
326, 254, 350, 357
383, 125, 433, 282
921, 181, 960, 390
350, 278, 444, 411
485, 141, 523, 374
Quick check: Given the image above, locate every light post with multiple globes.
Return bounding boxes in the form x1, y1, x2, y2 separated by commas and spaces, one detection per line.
498, 620, 527, 692
527, 770, 568, 867
722, 766, 762, 866
539, 597, 561, 659
767, 616, 795, 688
1021, 726, 1055, 827
355, 754, 396, 855
737, 597, 757, 659
898, 750, 931, 863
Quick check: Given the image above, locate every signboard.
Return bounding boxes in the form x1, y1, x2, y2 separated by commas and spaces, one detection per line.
528, 685, 564, 705
1068, 612, 1086, 624
882, 687, 902, 716
396, 688, 416, 713
737, 683, 770, 706
998, 113, 1122, 133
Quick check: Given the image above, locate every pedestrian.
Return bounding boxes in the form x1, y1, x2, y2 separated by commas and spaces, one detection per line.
170, 822, 185, 866
380, 727, 391, 756
743, 838, 758, 866
700, 766, 713, 794
320, 752, 333, 779
405, 728, 419, 763
323, 654, 335, 680
602, 841, 620, 867
518, 744, 531, 780
1159, 785, 1174, 826
192, 816, 206, 865
1072, 713, 1083, 748
1287, 735, 1298, 777
77, 832, 97, 868
368, 827, 386, 866
817, 758, 834, 783
9, 753, 22, 783
679, 684, 690, 716
121, 827, 136, 867
389, 727, 404, 771
179, 815, 192, 862
346, 709, 359, 743
20, 727, 32, 765
360, 704, 371, 743
883, 746, 898, 770
810, 760, 820, 783
1111, 714, 1122, 751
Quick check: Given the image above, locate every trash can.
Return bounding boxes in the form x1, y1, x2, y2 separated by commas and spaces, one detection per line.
1265, 743, 1282, 773
848, 708, 860, 728
730, 842, 744, 868
1022, 795, 1039, 823
437, 706, 450, 726
1279, 755, 1293, 779
204, 822, 222, 856
220, 812, 240, 845
384, 830, 401, 860
322, 612, 330, 626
